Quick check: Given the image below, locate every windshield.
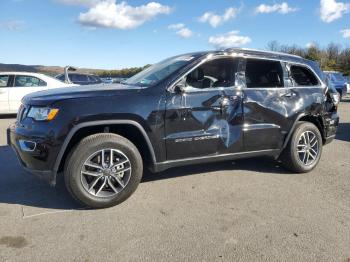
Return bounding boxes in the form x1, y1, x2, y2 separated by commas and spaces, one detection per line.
124, 55, 197, 87
330, 73, 346, 82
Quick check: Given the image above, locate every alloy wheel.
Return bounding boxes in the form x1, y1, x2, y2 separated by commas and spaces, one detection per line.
80, 149, 132, 198
297, 131, 319, 166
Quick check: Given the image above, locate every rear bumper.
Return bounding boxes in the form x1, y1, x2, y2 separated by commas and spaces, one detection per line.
7, 124, 57, 186
323, 112, 339, 145
335, 86, 348, 96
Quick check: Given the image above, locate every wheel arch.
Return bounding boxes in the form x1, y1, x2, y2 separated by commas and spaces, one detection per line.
281, 113, 326, 152
54, 120, 157, 175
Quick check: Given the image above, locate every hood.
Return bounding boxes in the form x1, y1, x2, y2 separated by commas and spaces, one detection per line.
330, 80, 347, 86
22, 83, 143, 106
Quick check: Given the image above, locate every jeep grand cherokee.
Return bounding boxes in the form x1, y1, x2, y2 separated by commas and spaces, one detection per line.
8, 48, 339, 208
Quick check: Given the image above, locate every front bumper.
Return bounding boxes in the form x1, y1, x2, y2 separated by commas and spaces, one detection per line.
7, 123, 57, 186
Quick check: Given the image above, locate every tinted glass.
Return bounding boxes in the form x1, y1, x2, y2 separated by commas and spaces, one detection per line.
0, 75, 9, 87
330, 73, 346, 82
290, 66, 319, 86
125, 55, 197, 87
88, 75, 102, 83
14, 76, 47, 87
245, 59, 284, 88
70, 74, 88, 82
57, 74, 65, 81
185, 58, 238, 90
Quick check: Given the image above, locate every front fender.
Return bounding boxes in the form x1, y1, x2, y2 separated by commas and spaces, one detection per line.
53, 120, 157, 174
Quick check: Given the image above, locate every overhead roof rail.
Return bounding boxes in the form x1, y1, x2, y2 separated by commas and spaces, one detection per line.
224, 47, 303, 60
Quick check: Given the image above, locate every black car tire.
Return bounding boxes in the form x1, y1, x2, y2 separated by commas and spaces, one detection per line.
64, 133, 143, 209
338, 90, 343, 100
280, 122, 323, 173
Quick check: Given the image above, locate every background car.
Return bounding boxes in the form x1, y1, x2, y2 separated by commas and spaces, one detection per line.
101, 77, 113, 84
344, 75, 350, 93
0, 72, 76, 114
324, 71, 348, 98
56, 73, 103, 85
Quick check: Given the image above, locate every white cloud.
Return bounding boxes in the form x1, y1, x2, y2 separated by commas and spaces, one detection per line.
209, 31, 251, 49
306, 42, 316, 48
78, 0, 172, 30
320, 0, 350, 22
199, 7, 239, 28
168, 23, 185, 30
255, 2, 298, 14
168, 23, 193, 38
340, 29, 350, 38
176, 28, 193, 38
0, 20, 25, 30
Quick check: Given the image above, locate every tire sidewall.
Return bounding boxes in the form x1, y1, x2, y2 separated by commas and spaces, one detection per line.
66, 134, 143, 208
290, 123, 323, 172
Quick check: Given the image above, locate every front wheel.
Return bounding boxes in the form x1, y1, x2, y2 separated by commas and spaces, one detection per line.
64, 133, 143, 208
280, 122, 323, 173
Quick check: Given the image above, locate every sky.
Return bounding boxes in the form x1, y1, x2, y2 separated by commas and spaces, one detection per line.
0, 0, 349, 69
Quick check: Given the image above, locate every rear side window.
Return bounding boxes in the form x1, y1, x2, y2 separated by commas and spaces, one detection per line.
88, 75, 102, 83
245, 59, 284, 88
70, 74, 88, 82
0, 75, 9, 87
56, 74, 65, 81
14, 76, 46, 87
290, 66, 319, 86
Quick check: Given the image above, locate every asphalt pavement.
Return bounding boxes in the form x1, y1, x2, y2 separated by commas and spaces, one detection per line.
0, 98, 349, 262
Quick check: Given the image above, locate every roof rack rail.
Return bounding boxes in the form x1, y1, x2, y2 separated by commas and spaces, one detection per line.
224, 47, 303, 59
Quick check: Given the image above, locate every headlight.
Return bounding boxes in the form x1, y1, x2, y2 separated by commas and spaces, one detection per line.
27, 107, 59, 121
331, 93, 340, 105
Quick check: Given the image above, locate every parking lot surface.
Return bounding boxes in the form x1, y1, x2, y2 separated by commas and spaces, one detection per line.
0, 98, 349, 262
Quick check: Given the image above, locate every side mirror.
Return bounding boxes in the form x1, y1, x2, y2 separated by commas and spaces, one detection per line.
174, 84, 185, 94
173, 78, 186, 94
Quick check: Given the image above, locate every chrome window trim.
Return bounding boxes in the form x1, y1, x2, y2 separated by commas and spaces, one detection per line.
167, 53, 326, 93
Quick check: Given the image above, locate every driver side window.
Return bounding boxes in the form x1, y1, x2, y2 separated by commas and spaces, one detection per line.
183, 58, 238, 91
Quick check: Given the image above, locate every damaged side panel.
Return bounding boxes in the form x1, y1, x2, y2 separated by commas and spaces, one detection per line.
165, 88, 244, 160
243, 87, 325, 151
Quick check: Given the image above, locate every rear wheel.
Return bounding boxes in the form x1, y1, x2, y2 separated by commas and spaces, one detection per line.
338, 90, 343, 101
64, 133, 143, 208
280, 122, 323, 173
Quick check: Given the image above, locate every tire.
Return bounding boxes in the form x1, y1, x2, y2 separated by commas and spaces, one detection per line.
64, 133, 143, 208
280, 122, 323, 173
338, 90, 343, 101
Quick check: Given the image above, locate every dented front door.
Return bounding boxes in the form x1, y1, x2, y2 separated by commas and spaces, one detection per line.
165, 87, 244, 160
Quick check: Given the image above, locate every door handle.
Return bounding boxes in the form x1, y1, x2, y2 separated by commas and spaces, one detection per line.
282, 91, 296, 98
211, 97, 230, 113
220, 97, 230, 107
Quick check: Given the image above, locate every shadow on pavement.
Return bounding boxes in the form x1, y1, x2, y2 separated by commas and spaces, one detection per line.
0, 144, 290, 210
0, 145, 82, 210
340, 96, 350, 103
142, 157, 290, 183
0, 114, 16, 119
335, 122, 350, 142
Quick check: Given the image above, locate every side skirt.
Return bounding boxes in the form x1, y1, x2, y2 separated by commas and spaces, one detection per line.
151, 149, 280, 173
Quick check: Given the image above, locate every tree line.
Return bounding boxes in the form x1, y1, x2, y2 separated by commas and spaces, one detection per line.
267, 41, 350, 75
92, 42, 350, 78
93, 64, 151, 78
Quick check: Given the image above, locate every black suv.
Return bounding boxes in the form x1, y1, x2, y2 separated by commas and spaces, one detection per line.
8, 49, 339, 208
